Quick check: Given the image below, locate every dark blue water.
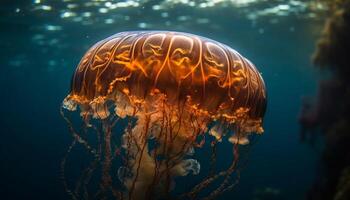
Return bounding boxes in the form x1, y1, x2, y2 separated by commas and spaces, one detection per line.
0, 1, 325, 199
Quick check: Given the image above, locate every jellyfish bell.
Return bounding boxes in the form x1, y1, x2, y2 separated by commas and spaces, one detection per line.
64, 31, 266, 133
61, 31, 266, 200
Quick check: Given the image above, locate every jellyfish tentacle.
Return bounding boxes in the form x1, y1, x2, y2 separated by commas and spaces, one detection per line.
182, 139, 240, 200
145, 106, 167, 200
60, 139, 78, 200
128, 133, 146, 199
205, 142, 241, 199
209, 140, 218, 177
60, 107, 101, 200
81, 125, 102, 199
101, 120, 113, 196
60, 107, 98, 156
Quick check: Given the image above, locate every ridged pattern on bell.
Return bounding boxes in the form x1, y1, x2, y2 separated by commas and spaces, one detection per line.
70, 31, 266, 119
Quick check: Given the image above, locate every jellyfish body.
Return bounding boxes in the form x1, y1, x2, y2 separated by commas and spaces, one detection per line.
62, 31, 266, 200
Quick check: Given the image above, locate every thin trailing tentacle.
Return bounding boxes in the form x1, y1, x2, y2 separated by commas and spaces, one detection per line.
60, 138, 78, 200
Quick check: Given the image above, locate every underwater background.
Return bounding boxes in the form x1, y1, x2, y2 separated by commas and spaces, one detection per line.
0, 0, 330, 200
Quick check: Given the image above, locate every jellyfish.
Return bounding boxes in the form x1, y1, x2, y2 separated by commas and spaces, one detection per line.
61, 31, 266, 200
